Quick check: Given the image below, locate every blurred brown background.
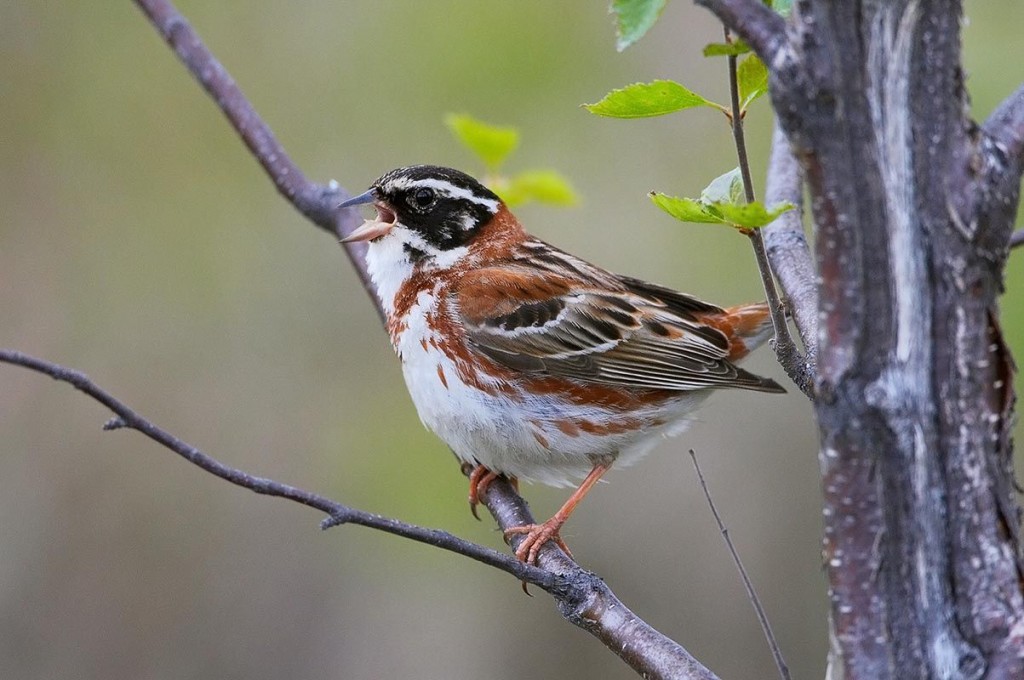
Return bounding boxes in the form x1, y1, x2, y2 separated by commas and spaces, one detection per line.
1, 2, 1021, 679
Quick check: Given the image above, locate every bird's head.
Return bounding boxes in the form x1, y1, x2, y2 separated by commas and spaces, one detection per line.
339, 165, 503, 264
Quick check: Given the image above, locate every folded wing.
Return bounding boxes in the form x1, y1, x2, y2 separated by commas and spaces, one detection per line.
456, 265, 782, 393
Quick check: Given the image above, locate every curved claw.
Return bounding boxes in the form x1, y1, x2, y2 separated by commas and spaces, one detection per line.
504, 520, 574, 565
501, 462, 608, 565
467, 465, 500, 520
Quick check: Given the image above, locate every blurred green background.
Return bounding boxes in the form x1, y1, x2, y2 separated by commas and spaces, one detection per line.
1, 2, 1021, 679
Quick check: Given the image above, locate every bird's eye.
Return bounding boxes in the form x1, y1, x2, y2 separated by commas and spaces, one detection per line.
411, 187, 436, 209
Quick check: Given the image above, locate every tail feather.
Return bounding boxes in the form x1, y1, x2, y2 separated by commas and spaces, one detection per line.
723, 302, 776, 360
691, 302, 785, 393
694, 302, 776, 361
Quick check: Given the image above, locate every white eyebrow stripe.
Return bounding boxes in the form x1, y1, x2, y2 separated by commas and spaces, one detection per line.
388, 177, 501, 212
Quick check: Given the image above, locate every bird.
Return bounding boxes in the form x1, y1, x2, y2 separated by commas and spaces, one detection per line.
339, 165, 785, 564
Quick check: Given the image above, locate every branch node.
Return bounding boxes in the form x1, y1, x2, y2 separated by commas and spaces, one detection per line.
321, 511, 354, 530
103, 416, 128, 431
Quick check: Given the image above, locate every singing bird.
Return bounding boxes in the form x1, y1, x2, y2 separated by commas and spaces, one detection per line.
340, 165, 784, 564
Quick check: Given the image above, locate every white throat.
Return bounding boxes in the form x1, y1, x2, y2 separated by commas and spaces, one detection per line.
364, 225, 469, 315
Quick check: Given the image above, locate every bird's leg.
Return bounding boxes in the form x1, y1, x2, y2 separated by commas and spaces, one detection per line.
465, 464, 517, 520
504, 462, 610, 564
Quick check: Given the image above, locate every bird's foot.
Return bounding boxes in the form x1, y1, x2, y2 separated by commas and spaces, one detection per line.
465, 465, 518, 520
504, 517, 573, 565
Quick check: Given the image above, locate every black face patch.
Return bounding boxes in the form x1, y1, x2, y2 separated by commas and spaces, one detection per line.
372, 165, 501, 252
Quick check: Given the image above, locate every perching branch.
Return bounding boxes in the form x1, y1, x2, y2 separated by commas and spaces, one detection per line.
0, 346, 719, 680
762, 120, 818, 367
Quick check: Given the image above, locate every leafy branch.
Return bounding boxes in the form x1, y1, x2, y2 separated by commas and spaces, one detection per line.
589, 1, 814, 395
720, 26, 814, 396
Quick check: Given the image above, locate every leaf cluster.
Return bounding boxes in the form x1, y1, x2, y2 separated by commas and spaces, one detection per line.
445, 114, 577, 209
596, 0, 791, 230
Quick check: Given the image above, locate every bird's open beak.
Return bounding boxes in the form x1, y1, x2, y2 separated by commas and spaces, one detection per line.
338, 189, 396, 243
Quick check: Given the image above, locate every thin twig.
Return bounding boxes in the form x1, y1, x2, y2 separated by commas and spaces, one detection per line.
723, 28, 812, 396
689, 450, 791, 680
726, 35, 757, 206
0, 349, 552, 586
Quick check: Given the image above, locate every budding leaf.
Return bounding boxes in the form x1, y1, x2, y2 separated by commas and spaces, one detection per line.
610, 0, 667, 51
716, 201, 796, 228
653, 167, 795, 228
585, 80, 720, 118
700, 168, 745, 205
702, 40, 751, 57
500, 170, 579, 208
737, 55, 769, 110
445, 114, 519, 171
649, 193, 727, 224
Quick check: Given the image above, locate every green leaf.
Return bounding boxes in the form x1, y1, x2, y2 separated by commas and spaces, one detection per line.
585, 80, 720, 118
700, 168, 745, 205
499, 170, 579, 208
652, 167, 795, 228
702, 40, 751, 57
610, 0, 667, 51
716, 201, 796, 228
737, 55, 769, 110
445, 113, 519, 171
649, 193, 727, 224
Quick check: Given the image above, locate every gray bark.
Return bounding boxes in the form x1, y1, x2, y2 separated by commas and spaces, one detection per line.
700, 0, 1024, 677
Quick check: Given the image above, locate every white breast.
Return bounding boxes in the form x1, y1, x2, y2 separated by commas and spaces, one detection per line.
364, 236, 707, 487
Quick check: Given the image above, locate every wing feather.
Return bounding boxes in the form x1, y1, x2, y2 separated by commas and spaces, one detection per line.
456, 265, 781, 393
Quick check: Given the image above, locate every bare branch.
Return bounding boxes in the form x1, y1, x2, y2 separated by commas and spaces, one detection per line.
0, 349, 720, 680
694, 0, 787, 63
983, 83, 1024, 169
763, 120, 818, 368
0, 349, 549, 583
689, 451, 791, 680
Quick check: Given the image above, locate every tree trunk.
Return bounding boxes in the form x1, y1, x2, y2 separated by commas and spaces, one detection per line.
703, 0, 1024, 677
